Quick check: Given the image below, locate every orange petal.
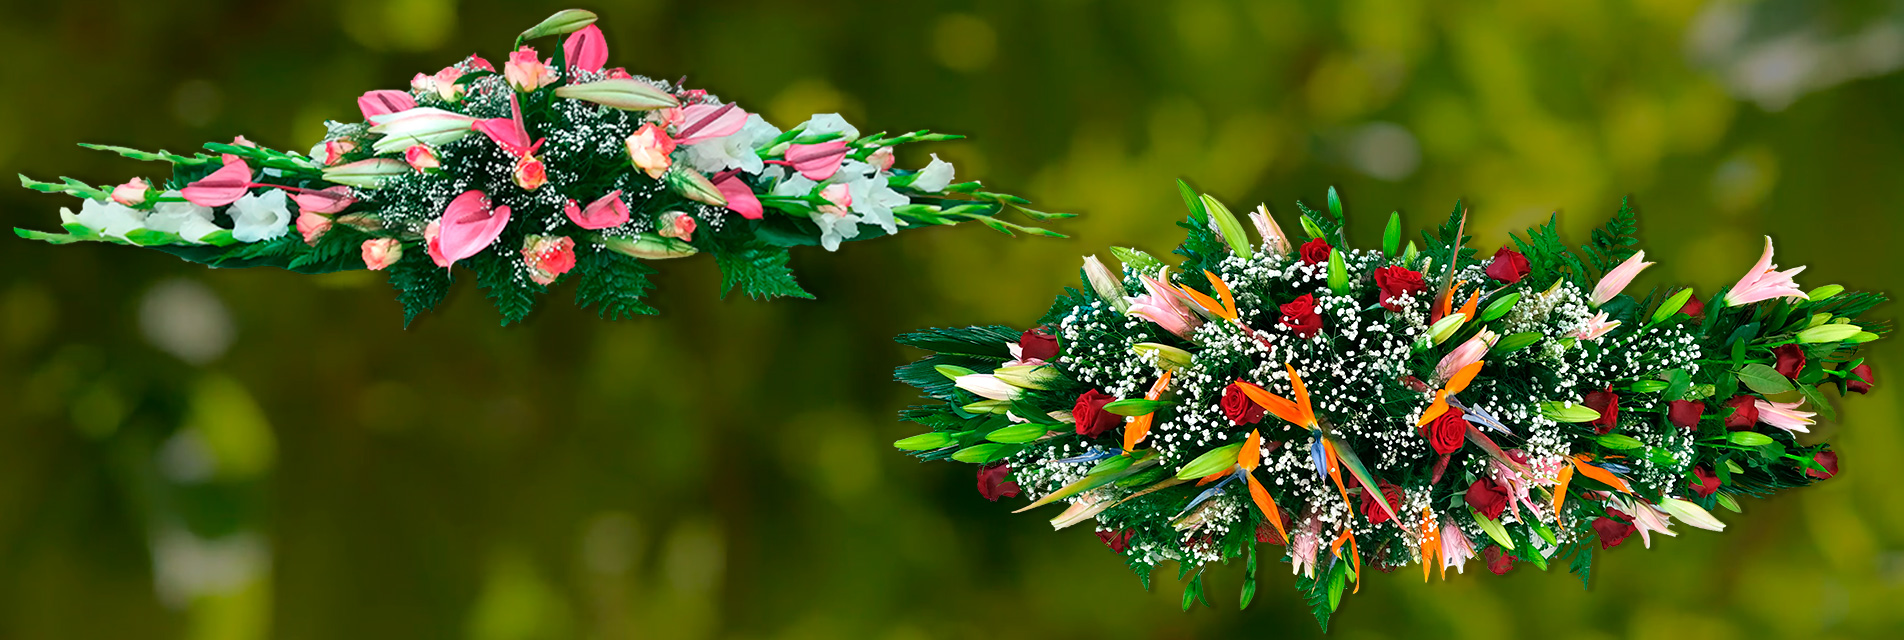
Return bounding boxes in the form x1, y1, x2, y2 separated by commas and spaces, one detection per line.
1145, 371, 1173, 400
1239, 429, 1263, 471
1196, 469, 1230, 486
1123, 414, 1152, 451
1416, 391, 1450, 427
1552, 464, 1575, 521
1234, 381, 1306, 428
1458, 289, 1480, 321
1246, 473, 1285, 542
1570, 455, 1634, 494
1284, 363, 1314, 426
1205, 270, 1238, 320
1177, 284, 1226, 320
1323, 440, 1355, 518
1445, 360, 1485, 395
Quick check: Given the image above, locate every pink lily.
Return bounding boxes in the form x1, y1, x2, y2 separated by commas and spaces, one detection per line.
954, 373, 1021, 401
1127, 268, 1203, 340
1439, 522, 1474, 574
567, 191, 630, 229
357, 90, 417, 119
1754, 398, 1816, 433
473, 93, 546, 159
435, 190, 511, 266
563, 24, 609, 72
1250, 204, 1293, 256
1289, 513, 1323, 579
1434, 328, 1497, 382
1613, 496, 1677, 549
181, 157, 253, 207
783, 140, 849, 181
1569, 311, 1622, 341
712, 171, 762, 219
673, 103, 748, 145
1050, 494, 1113, 530
291, 186, 355, 214
1590, 250, 1653, 306
1724, 236, 1808, 306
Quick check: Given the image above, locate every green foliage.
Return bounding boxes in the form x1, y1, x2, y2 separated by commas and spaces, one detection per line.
1581, 198, 1640, 276
573, 246, 658, 321
475, 250, 544, 326
1569, 544, 1594, 589
386, 250, 452, 328
894, 326, 1018, 358
715, 243, 814, 301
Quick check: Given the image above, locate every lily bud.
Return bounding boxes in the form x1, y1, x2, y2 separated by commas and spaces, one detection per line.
993, 364, 1063, 390
518, 9, 598, 43
1133, 342, 1194, 371
666, 167, 726, 206
603, 233, 699, 260
1083, 255, 1130, 312
322, 158, 412, 188
368, 108, 479, 154
1250, 204, 1292, 256
556, 79, 680, 111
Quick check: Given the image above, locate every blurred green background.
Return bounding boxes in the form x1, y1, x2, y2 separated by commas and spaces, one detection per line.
3, 0, 1902, 638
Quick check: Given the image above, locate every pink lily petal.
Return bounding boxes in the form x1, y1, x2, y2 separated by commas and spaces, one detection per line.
358, 90, 418, 119
713, 171, 763, 219
182, 157, 253, 207
785, 140, 849, 181
673, 103, 749, 145
568, 191, 631, 229
564, 24, 609, 72
1589, 250, 1654, 306
292, 186, 356, 214
473, 93, 544, 158
436, 190, 512, 265
1724, 236, 1808, 306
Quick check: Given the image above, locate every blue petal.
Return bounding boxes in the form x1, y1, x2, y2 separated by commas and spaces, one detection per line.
1055, 448, 1120, 464
1175, 471, 1241, 519
1599, 462, 1633, 474
1310, 437, 1329, 479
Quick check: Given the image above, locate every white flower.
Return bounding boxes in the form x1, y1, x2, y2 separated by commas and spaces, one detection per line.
61, 198, 147, 240
228, 189, 293, 243
684, 113, 781, 174
843, 162, 908, 235
773, 173, 817, 198
910, 153, 955, 192
798, 113, 859, 141
144, 191, 225, 243
809, 208, 861, 252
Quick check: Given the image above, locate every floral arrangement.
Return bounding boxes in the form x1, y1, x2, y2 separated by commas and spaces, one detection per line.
15, 10, 1065, 325
892, 184, 1883, 629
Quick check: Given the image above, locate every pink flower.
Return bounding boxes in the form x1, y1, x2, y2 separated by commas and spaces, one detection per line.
358, 90, 417, 119
1754, 398, 1816, 433
1249, 205, 1293, 256
564, 25, 609, 72
513, 155, 547, 191
1289, 514, 1323, 579
521, 235, 577, 285
435, 190, 512, 266
673, 103, 748, 145
423, 221, 450, 268
1724, 236, 1809, 306
1620, 498, 1678, 549
296, 212, 331, 245
428, 65, 467, 101
1434, 328, 1496, 381
819, 183, 852, 211
605, 67, 632, 80
568, 191, 631, 229
785, 140, 848, 180
110, 177, 149, 206
657, 211, 697, 241
230, 135, 257, 148
1569, 311, 1623, 341
1590, 250, 1653, 306
182, 157, 253, 207
317, 139, 357, 166
625, 123, 676, 178
291, 186, 355, 214
473, 93, 546, 159
1127, 268, 1202, 340
504, 47, 557, 92
467, 56, 496, 73
361, 238, 403, 270
1440, 522, 1474, 574
713, 171, 763, 220
405, 145, 440, 172
868, 147, 895, 171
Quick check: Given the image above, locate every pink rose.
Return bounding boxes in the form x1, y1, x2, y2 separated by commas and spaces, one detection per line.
521, 235, 577, 285
360, 238, 403, 270
405, 145, 440, 172
296, 212, 331, 245
625, 123, 675, 178
820, 183, 852, 210
110, 177, 149, 206
513, 155, 547, 191
504, 47, 556, 92
318, 139, 357, 166
657, 211, 697, 241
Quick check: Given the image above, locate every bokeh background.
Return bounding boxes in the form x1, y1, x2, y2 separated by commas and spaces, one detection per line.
2, 0, 1902, 638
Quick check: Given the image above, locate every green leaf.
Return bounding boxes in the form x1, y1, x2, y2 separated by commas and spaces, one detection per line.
1569, 545, 1594, 589
386, 249, 452, 328
1240, 545, 1258, 610
1797, 383, 1837, 422
1736, 363, 1794, 394
1540, 401, 1601, 423
573, 246, 658, 321
1382, 211, 1402, 257
1728, 431, 1774, 446
1479, 292, 1521, 322
1104, 399, 1173, 416
984, 423, 1049, 444
894, 433, 956, 450
1175, 443, 1245, 479
716, 244, 814, 300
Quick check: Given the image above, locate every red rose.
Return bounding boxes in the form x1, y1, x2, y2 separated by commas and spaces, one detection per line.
1722, 395, 1759, 430
1019, 327, 1059, 361
1582, 388, 1620, 435
1428, 407, 1469, 455
1300, 238, 1333, 265
1593, 514, 1636, 549
1773, 344, 1806, 379
977, 463, 1021, 501
1690, 465, 1720, 497
1360, 481, 1404, 526
1807, 450, 1839, 480
1280, 294, 1324, 338
1221, 382, 1266, 425
1846, 363, 1875, 394
1073, 389, 1122, 438
1465, 477, 1510, 520
1667, 400, 1704, 430
1483, 546, 1515, 575
1373, 265, 1427, 311
1679, 291, 1705, 319
1097, 528, 1133, 553
1486, 247, 1531, 284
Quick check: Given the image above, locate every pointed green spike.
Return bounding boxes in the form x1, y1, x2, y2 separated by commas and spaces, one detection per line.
1201, 194, 1254, 259
1326, 436, 1399, 523
1382, 211, 1401, 257
1327, 186, 1343, 219
1177, 179, 1208, 224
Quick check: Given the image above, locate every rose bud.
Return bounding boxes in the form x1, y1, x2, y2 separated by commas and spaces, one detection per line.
405, 145, 441, 172
1220, 382, 1266, 426
1807, 450, 1839, 480
111, 177, 150, 207
1582, 387, 1620, 435
1723, 395, 1759, 430
1486, 247, 1531, 284
1465, 477, 1509, 520
1667, 399, 1703, 430
1690, 465, 1719, 497
657, 211, 697, 241
1019, 327, 1059, 361
1773, 344, 1805, 379
360, 238, 403, 270
1374, 265, 1427, 311
1845, 363, 1874, 394
1299, 238, 1332, 265
514, 155, 548, 191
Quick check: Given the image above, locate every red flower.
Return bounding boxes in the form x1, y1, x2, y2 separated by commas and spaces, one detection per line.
1690, 465, 1720, 497
1097, 529, 1133, 553
1484, 546, 1515, 575
1072, 389, 1122, 438
1667, 400, 1704, 430
1373, 265, 1427, 311
1465, 477, 1510, 520
1428, 407, 1469, 455
1361, 481, 1404, 526
1019, 327, 1059, 361
1280, 294, 1324, 338
1220, 382, 1266, 425
1723, 395, 1759, 430
1773, 344, 1806, 379
1593, 513, 1637, 549
1679, 291, 1705, 319
1582, 388, 1620, 435
1807, 450, 1839, 480
1300, 238, 1332, 265
977, 463, 1021, 501
1846, 363, 1875, 394
1486, 247, 1531, 284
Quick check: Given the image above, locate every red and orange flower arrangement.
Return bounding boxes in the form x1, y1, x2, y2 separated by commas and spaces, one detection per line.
893, 184, 1881, 629
15, 10, 1065, 325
